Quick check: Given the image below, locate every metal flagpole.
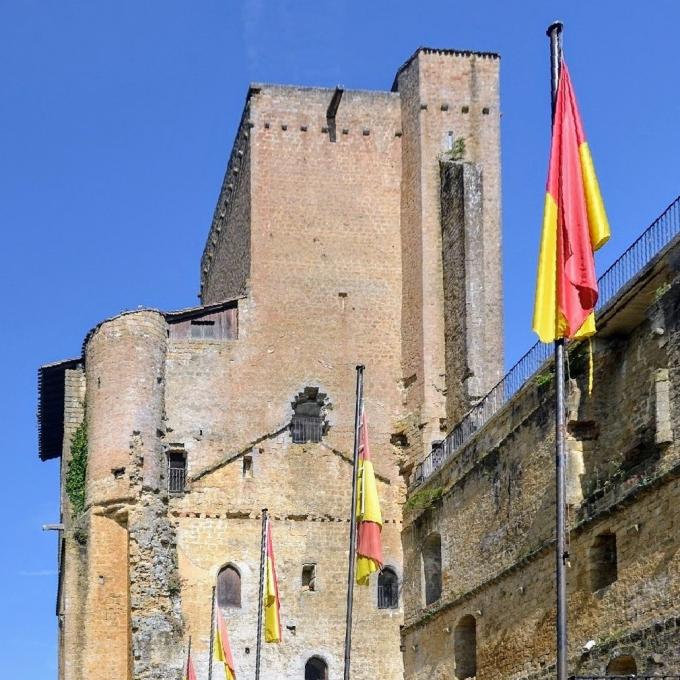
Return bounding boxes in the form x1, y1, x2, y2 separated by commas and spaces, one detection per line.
255, 508, 268, 680
208, 586, 216, 680
547, 20, 568, 680
186, 635, 192, 680
343, 364, 365, 680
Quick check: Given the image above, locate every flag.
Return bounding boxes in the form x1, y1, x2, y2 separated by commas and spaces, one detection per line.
214, 608, 237, 680
184, 649, 197, 680
533, 60, 610, 343
355, 410, 383, 585
264, 520, 282, 643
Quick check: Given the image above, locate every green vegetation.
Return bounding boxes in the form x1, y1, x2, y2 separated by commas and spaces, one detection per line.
65, 418, 88, 517
404, 486, 443, 512
443, 136, 466, 162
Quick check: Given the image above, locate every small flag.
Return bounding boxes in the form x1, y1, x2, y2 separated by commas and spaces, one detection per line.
214, 608, 237, 680
184, 646, 197, 680
264, 520, 282, 643
355, 410, 383, 585
533, 60, 610, 343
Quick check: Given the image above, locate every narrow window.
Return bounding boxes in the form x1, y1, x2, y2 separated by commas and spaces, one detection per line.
454, 615, 477, 680
305, 656, 328, 680
606, 655, 637, 675
590, 532, 617, 591
242, 454, 253, 478
190, 319, 216, 339
422, 533, 442, 605
302, 564, 316, 591
378, 567, 399, 609
167, 452, 186, 494
217, 564, 241, 609
290, 387, 327, 443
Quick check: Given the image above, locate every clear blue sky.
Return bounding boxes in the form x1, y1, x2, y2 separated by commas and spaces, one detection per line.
2, 1, 678, 676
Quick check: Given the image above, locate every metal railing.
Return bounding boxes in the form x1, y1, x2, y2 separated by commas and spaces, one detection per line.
414, 195, 680, 486
168, 465, 186, 494
290, 415, 325, 444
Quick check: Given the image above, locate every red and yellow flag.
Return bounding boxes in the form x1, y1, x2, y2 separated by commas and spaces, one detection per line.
214, 608, 236, 680
533, 60, 610, 342
264, 520, 282, 643
355, 411, 383, 585
184, 649, 198, 680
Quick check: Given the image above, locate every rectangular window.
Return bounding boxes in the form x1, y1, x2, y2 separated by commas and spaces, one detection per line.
242, 454, 253, 478
167, 452, 187, 494
590, 532, 617, 591
291, 416, 323, 444
190, 319, 216, 339
302, 564, 316, 591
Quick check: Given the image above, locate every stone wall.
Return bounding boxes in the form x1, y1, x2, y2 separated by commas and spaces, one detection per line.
401, 255, 680, 679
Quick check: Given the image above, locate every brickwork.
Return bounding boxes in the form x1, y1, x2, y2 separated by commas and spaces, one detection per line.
44, 47, 508, 680
401, 253, 680, 679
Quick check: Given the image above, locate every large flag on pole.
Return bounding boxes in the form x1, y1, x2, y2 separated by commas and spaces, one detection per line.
355, 410, 383, 585
214, 608, 237, 680
532, 60, 610, 343
264, 521, 282, 643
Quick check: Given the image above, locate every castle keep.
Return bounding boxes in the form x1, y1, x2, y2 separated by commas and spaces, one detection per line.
38, 46, 680, 679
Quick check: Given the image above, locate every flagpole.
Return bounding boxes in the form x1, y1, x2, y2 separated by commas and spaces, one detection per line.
186, 635, 192, 679
255, 508, 268, 680
208, 586, 216, 680
343, 364, 365, 680
547, 20, 568, 680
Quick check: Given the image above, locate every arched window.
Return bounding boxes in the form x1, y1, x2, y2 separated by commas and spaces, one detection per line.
305, 656, 328, 680
454, 615, 477, 680
378, 567, 399, 609
421, 532, 442, 605
606, 655, 637, 676
290, 387, 328, 443
217, 564, 241, 609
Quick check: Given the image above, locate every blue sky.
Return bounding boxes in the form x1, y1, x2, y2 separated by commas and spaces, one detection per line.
2, 1, 679, 676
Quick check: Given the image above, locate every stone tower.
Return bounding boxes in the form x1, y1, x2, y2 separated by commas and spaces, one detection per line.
38, 47, 503, 680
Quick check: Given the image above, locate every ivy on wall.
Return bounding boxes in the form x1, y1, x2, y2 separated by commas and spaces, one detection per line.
65, 419, 88, 517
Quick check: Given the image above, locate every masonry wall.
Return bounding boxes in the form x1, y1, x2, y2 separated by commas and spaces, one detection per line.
395, 50, 503, 478
164, 84, 408, 679
401, 263, 680, 679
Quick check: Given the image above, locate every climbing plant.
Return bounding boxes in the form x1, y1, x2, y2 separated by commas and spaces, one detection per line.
65, 418, 88, 517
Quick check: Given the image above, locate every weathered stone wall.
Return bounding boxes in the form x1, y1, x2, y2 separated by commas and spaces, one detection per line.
201, 110, 252, 304
396, 50, 503, 478
401, 264, 680, 679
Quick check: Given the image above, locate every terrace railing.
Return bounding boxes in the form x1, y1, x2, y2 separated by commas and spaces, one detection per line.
414, 195, 680, 486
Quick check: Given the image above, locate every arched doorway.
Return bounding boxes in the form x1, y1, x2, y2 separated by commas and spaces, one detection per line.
305, 656, 328, 680
454, 614, 477, 679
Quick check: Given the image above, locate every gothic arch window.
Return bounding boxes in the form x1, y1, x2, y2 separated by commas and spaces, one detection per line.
606, 655, 637, 676
421, 532, 442, 605
217, 564, 241, 609
378, 566, 399, 609
290, 387, 329, 443
305, 656, 328, 680
454, 615, 477, 680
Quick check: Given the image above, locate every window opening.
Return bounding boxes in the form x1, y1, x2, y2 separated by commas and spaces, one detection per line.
606, 655, 637, 675
217, 564, 241, 609
454, 615, 477, 680
167, 452, 186, 494
243, 454, 253, 478
191, 319, 216, 339
305, 656, 328, 680
378, 567, 399, 609
590, 532, 617, 591
302, 564, 316, 591
290, 387, 328, 444
422, 532, 442, 605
